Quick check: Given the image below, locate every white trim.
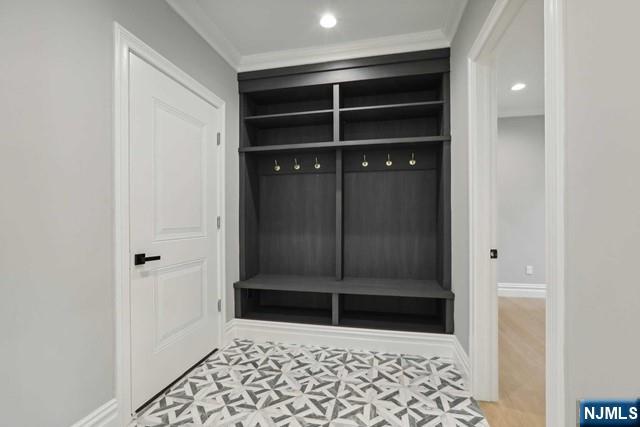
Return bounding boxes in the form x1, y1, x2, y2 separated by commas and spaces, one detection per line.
498, 106, 545, 118
468, 0, 566, 424
468, 0, 525, 62
468, 56, 500, 402
114, 23, 227, 425
468, 0, 528, 402
223, 319, 236, 345
237, 31, 448, 72
70, 399, 118, 427
452, 335, 472, 384
224, 319, 471, 384
166, 0, 241, 69
544, 0, 566, 425
444, 0, 469, 42
497, 282, 547, 298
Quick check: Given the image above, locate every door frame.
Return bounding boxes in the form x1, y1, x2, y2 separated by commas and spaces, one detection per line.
467, 0, 566, 426
113, 23, 226, 424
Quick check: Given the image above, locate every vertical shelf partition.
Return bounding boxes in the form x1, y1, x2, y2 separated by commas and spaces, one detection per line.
236, 49, 454, 334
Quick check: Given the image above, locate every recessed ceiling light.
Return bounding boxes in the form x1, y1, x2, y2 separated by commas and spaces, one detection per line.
511, 83, 527, 91
320, 13, 337, 29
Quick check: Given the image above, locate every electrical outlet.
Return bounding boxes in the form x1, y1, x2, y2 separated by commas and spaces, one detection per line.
526, 265, 534, 275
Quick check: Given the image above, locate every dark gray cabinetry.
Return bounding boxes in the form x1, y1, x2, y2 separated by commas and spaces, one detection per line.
235, 49, 453, 334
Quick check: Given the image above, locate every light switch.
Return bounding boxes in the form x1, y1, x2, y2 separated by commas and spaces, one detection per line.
526, 265, 534, 275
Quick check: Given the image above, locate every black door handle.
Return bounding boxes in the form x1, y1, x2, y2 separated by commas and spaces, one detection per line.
134, 253, 161, 266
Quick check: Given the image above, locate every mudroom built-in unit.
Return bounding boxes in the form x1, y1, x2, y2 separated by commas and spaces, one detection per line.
235, 49, 453, 334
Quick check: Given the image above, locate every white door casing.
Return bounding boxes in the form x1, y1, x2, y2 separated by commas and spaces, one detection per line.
129, 53, 221, 410
468, 0, 526, 403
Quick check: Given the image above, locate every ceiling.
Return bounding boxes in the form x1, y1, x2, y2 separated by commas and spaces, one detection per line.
167, 0, 468, 71
496, 0, 544, 117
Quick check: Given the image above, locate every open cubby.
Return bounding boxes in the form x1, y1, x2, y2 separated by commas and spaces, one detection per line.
246, 85, 333, 115
243, 85, 334, 147
236, 49, 453, 334
239, 289, 332, 325
245, 114, 333, 146
341, 115, 442, 142
340, 74, 442, 108
339, 294, 445, 333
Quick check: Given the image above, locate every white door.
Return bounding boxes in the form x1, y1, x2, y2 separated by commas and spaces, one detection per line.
129, 54, 221, 410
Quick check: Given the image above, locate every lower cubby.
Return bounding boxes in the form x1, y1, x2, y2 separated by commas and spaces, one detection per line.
234, 277, 454, 333
237, 288, 332, 325
338, 294, 446, 333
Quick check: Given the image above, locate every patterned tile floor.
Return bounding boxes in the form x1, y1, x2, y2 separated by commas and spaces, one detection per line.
133, 339, 487, 426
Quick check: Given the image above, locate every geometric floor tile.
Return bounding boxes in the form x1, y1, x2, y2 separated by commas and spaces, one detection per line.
133, 339, 488, 427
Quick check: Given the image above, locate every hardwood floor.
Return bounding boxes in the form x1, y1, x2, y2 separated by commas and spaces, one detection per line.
479, 297, 546, 426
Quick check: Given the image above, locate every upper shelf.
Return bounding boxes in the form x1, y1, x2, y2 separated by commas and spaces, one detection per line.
234, 274, 454, 299
340, 101, 443, 122
244, 109, 333, 128
238, 136, 450, 153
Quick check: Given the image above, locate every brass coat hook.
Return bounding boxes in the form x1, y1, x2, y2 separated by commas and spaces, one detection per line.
409, 152, 416, 166
293, 158, 301, 171
273, 160, 281, 172
314, 157, 321, 169
361, 154, 368, 168
385, 153, 393, 167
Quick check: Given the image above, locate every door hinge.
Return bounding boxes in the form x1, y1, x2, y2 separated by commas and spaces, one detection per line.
217, 216, 221, 229
216, 132, 221, 146
217, 299, 222, 312
490, 249, 498, 259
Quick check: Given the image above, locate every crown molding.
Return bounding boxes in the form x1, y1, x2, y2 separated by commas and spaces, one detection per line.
237, 30, 449, 72
443, 0, 469, 42
166, 0, 241, 69
166, 0, 458, 72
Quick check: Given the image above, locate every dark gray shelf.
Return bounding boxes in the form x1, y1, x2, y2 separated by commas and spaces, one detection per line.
238, 136, 451, 153
340, 101, 444, 122
244, 109, 333, 128
234, 274, 454, 299
339, 312, 445, 333
243, 306, 332, 325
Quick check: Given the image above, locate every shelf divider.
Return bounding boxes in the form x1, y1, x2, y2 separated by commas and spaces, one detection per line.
334, 83, 343, 281
332, 294, 340, 326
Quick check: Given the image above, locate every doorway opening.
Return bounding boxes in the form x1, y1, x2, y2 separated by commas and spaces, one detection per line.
467, 0, 566, 426
479, 2, 547, 425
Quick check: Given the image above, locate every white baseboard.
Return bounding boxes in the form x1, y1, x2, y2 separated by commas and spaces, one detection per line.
223, 319, 470, 384
498, 282, 547, 298
70, 399, 118, 427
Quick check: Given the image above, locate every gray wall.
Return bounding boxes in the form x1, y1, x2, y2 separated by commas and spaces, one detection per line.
0, 1, 238, 426
497, 116, 545, 284
450, 0, 497, 352
564, 0, 640, 424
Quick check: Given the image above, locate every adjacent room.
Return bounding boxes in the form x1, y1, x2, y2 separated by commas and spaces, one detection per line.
479, 1, 546, 425
1, 1, 639, 427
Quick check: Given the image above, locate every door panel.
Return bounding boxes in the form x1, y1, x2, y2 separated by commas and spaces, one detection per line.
153, 100, 207, 240
129, 53, 221, 410
155, 260, 207, 348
